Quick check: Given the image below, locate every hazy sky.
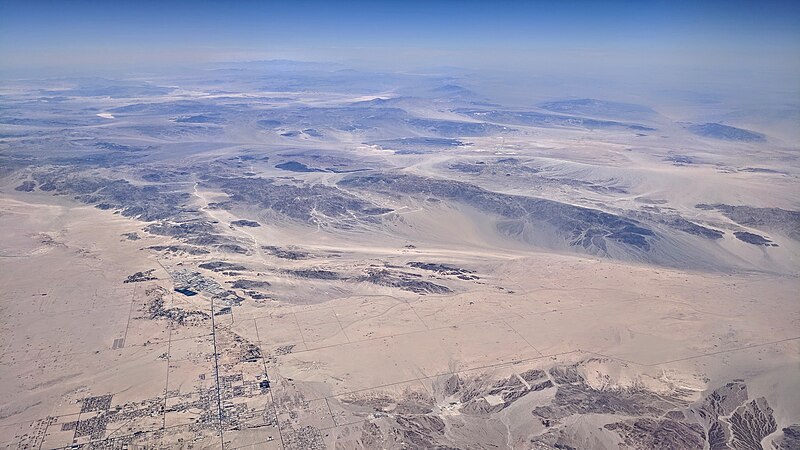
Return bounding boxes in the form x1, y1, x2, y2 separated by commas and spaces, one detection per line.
1, 0, 799, 86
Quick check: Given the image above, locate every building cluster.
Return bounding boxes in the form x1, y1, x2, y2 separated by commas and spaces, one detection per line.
283, 425, 327, 450
168, 269, 242, 305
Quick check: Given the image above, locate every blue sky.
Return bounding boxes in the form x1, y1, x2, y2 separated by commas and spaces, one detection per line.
1, 0, 798, 80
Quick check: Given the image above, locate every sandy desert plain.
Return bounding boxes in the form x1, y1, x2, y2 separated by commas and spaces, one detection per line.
0, 66, 798, 449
